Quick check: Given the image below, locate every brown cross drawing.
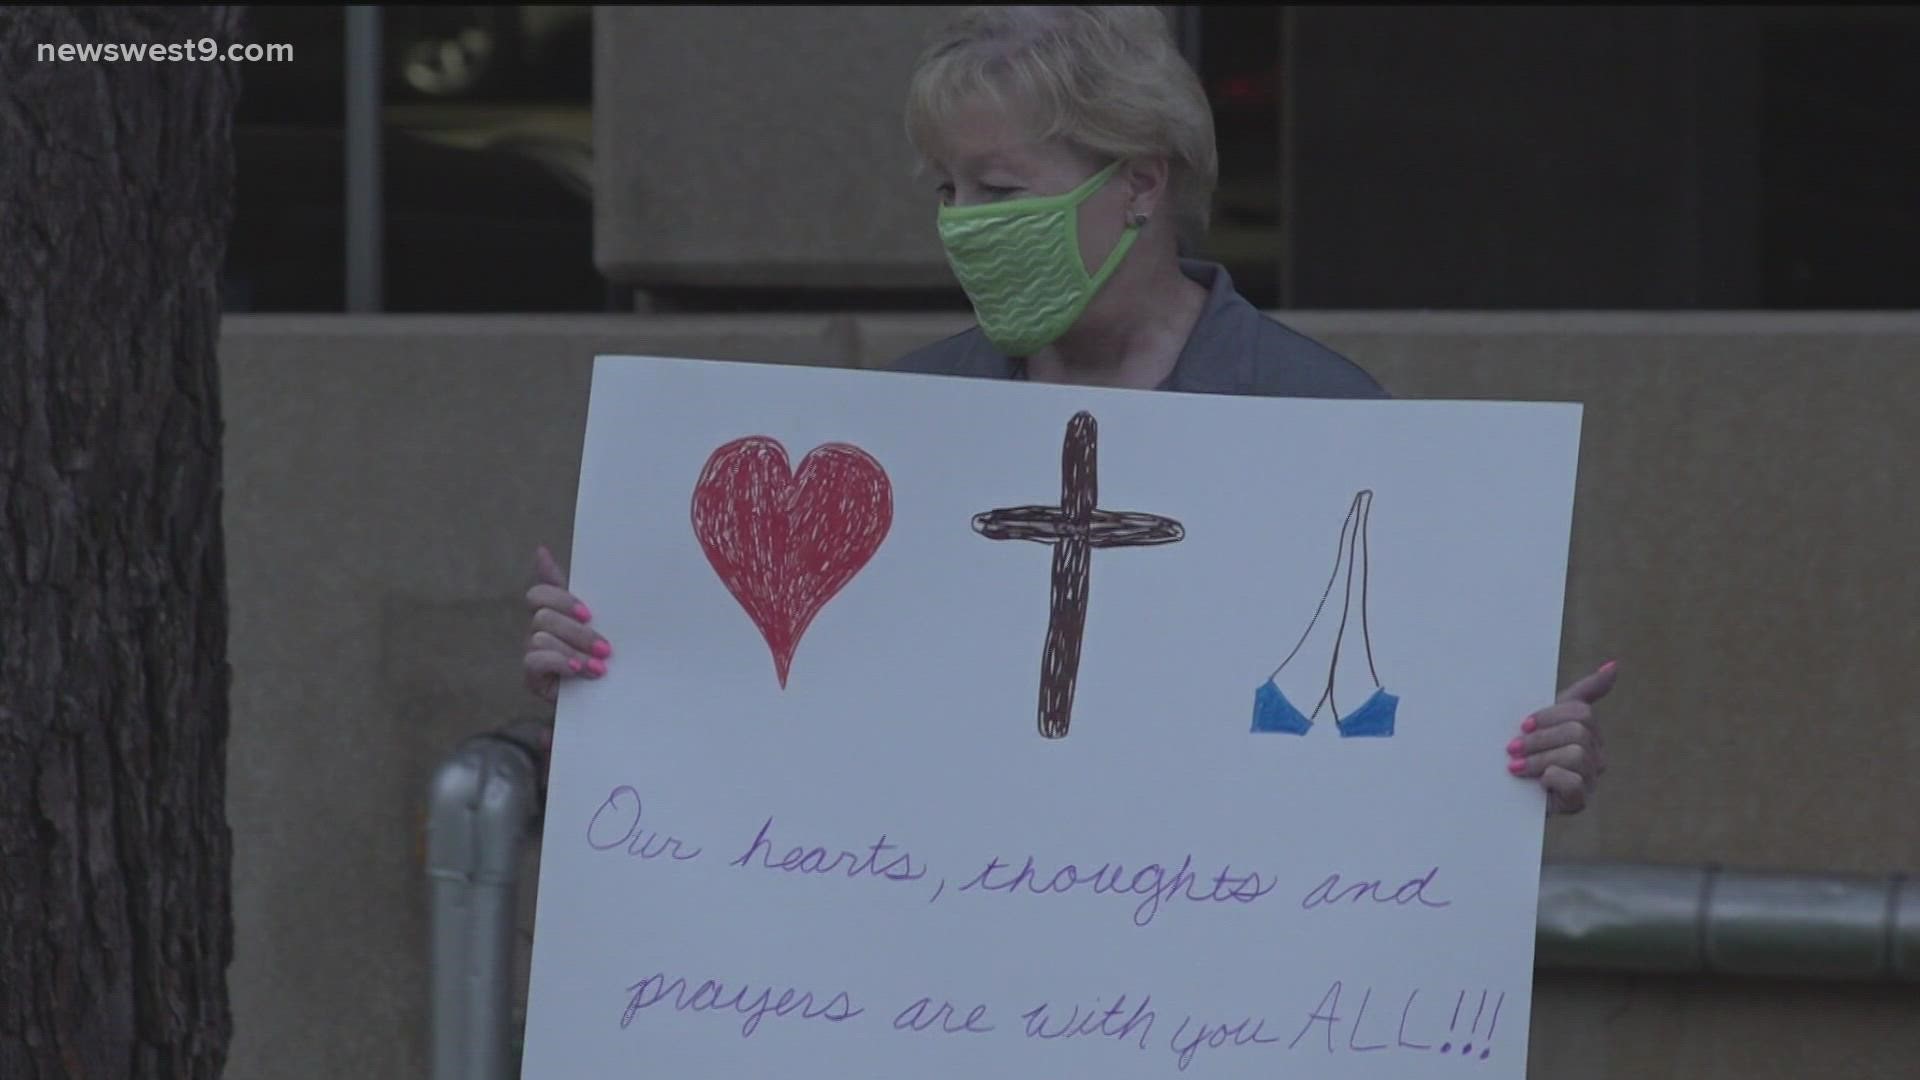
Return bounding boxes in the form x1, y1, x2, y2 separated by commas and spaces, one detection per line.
973, 411, 1185, 739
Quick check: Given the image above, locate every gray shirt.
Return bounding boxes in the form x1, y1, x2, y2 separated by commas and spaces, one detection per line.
891, 260, 1388, 399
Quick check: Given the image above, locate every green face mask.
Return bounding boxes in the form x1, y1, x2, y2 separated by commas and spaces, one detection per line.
936, 160, 1140, 356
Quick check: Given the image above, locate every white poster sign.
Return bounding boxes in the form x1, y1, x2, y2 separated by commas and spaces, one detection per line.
522, 355, 1582, 1078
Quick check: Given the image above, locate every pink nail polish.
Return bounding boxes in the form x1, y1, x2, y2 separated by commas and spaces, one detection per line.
1507, 738, 1524, 756
574, 603, 593, 623
1521, 715, 1538, 733
567, 659, 582, 674
1600, 659, 1618, 674
1507, 757, 1526, 774
587, 659, 607, 677
591, 640, 612, 660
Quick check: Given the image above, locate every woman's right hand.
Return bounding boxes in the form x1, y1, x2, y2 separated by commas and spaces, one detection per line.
523, 545, 613, 704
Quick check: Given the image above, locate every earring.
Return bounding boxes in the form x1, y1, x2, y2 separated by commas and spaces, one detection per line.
1129, 211, 1150, 228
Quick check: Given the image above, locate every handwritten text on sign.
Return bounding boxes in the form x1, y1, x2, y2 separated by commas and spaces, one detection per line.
588, 785, 1510, 1073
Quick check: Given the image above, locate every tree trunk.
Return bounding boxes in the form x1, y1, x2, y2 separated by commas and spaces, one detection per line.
1, 7, 241, 1077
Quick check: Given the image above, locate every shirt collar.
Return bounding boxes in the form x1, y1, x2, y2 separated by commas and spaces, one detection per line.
1158, 259, 1252, 394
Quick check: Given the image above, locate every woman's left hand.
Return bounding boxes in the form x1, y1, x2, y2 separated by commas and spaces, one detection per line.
1507, 660, 1616, 815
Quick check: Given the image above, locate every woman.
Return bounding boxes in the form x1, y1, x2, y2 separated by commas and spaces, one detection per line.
522, 6, 1611, 813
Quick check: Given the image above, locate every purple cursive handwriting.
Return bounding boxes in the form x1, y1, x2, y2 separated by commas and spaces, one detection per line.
620, 971, 863, 1039
729, 817, 928, 883
586, 786, 703, 861
892, 997, 995, 1035
1168, 1013, 1281, 1072
1021, 994, 1158, 1050
1300, 866, 1451, 911
960, 853, 1277, 927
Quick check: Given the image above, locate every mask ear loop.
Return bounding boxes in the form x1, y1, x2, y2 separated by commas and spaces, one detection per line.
1268, 492, 1364, 685
1312, 490, 1374, 723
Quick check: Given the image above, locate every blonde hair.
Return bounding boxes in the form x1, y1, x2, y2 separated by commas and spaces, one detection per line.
905, 6, 1220, 244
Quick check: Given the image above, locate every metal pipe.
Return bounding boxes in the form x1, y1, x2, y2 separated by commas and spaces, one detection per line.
1537, 862, 1920, 982
344, 6, 384, 312
427, 735, 540, 1080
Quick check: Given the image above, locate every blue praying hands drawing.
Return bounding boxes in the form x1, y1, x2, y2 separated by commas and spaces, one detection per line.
1252, 489, 1400, 738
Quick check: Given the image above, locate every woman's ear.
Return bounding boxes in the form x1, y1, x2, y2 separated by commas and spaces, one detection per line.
1123, 157, 1172, 219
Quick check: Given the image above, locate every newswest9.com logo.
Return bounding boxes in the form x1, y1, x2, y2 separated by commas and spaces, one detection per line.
37, 39, 294, 64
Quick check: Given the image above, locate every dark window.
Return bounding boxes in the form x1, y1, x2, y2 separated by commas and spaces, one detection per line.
1195, 4, 1920, 310
228, 6, 600, 313
1759, 9, 1920, 309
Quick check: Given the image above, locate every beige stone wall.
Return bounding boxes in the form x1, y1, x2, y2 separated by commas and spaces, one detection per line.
219, 312, 1920, 1079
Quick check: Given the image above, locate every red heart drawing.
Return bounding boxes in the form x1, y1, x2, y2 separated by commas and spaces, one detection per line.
690, 437, 893, 687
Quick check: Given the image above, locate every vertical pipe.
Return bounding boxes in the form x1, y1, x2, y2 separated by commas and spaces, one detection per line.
345, 6, 384, 312
427, 768, 478, 1080
428, 736, 541, 1080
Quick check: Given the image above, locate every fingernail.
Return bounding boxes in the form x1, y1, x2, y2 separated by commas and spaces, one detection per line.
591, 640, 612, 660
1506, 738, 1524, 755
575, 603, 593, 623
567, 659, 582, 674
1600, 659, 1618, 674
587, 659, 607, 677
1522, 715, 1538, 733
1507, 757, 1526, 774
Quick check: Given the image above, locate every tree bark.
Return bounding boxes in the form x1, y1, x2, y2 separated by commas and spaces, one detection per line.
1, 7, 241, 1077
